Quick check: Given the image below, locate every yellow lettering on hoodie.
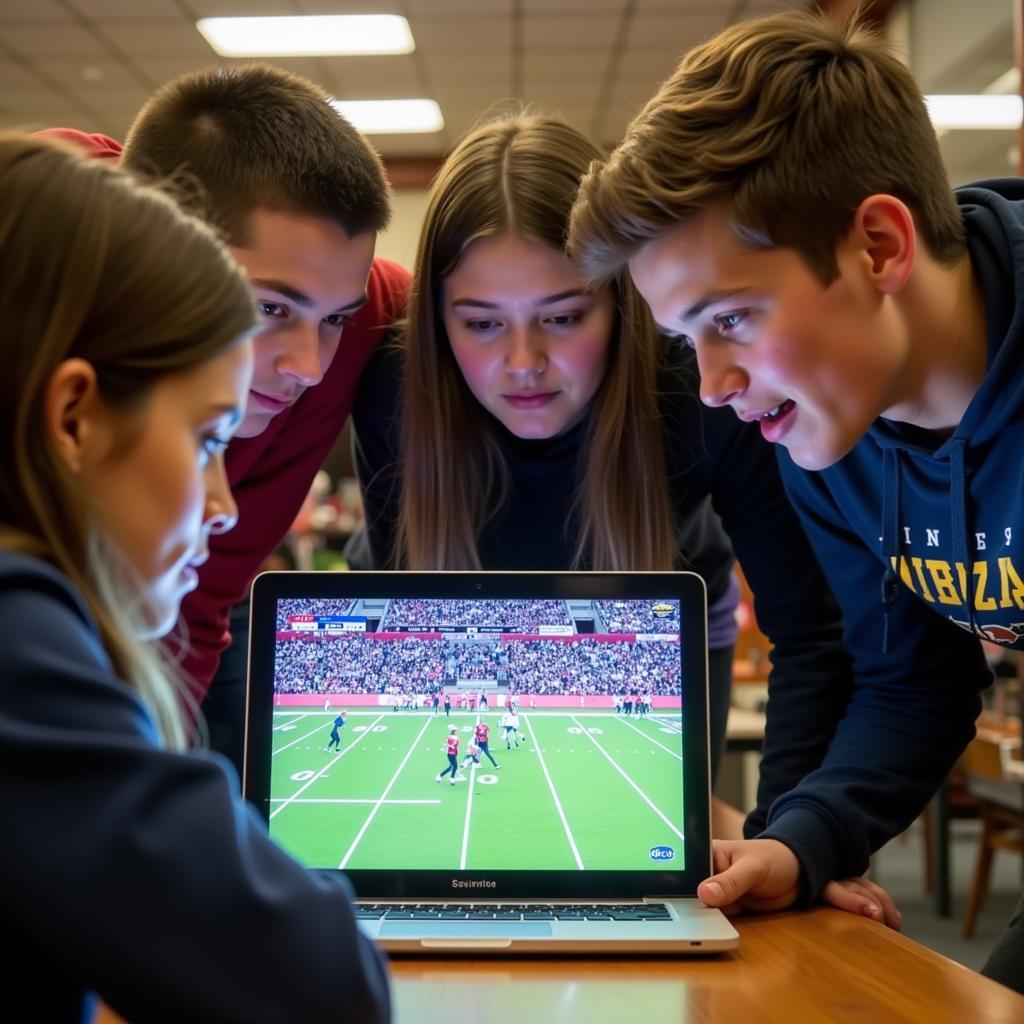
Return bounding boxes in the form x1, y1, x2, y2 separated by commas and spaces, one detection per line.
973, 561, 997, 611
925, 560, 961, 605
909, 557, 935, 601
998, 557, 1024, 610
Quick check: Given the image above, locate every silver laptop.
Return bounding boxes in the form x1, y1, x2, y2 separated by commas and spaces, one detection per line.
244, 570, 738, 954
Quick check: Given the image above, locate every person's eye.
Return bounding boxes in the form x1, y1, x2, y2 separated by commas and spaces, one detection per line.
716, 311, 745, 333
544, 312, 582, 328
199, 434, 230, 465
323, 312, 355, 329
465, 319, 501, 334
258, 301, 287, 319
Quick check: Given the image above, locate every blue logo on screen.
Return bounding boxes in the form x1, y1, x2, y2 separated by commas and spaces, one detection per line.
649, 846, 675, 862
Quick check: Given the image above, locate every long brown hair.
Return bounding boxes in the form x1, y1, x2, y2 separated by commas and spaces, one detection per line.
0, 133, 256, 748
399, 113, 676, 571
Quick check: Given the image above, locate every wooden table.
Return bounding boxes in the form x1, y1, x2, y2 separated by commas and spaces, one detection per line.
389, 907, 1024, 1024
95, 907, 1024, 1023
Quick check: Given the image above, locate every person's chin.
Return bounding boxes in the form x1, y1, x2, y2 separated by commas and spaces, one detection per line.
233, 410, 274, 439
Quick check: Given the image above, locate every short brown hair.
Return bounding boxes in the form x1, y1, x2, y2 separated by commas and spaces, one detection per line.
123, 64, 391, 244
569, 12, 965, 284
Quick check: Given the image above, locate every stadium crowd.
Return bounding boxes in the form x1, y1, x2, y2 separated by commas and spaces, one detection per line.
273, 634, 680, 697
380, 598, 573, 631
275, 598, 357, 631
594, 600, 680, 634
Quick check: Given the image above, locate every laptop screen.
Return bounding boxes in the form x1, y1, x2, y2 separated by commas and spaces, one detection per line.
245, 572, 711, 899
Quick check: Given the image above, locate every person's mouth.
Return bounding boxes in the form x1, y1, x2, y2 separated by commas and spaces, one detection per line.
502, 391, 559, 410
745, 399, 797, 443
251, 390, 298, 414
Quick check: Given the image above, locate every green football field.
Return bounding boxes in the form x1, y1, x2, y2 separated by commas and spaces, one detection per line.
267, 708, 686, 872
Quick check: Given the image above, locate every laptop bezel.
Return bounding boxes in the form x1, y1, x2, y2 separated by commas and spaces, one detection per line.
244, 570, 713, 900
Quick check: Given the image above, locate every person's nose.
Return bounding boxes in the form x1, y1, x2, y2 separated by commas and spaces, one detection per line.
695, 340, 748, 408
203, 456, 238, 536
504, 323, 548, 381
276, 321, 326, 388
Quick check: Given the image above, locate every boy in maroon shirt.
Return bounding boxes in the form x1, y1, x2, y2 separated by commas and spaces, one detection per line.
45, 65, 408, 771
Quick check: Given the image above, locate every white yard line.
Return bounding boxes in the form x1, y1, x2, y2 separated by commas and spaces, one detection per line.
269, 714, 386, 817
649, 713, 682, 734
614, 716, 683, 760
522, 714, 584, 870
273, 720, 336, 754
338, 715, 434, 869
570, 714, 684, 841
269, 798, 441, 805
459, 713, 482, 870
272, 713, 313, 731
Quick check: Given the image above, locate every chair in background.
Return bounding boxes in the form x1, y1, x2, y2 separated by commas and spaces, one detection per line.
962, 733, 1024, 938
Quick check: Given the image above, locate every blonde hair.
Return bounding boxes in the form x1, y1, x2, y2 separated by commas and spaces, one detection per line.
399, 113, 676, 571
0, 133, 256, 749
569, 11, 966, 284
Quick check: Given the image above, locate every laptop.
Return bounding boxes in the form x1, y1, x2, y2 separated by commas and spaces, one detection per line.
244, 570, 739, 954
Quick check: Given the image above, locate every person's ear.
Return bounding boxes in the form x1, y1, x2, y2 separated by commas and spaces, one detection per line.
849, 194, 916, 295
44, 358, 111, 474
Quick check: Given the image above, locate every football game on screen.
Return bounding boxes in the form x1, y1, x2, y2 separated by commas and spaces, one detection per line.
267, 596, 685, 872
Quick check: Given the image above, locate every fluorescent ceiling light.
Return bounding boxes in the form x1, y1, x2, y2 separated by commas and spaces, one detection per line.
197, 15, 414, 57
330, 99, 444, 135
924, 94, 1023, 130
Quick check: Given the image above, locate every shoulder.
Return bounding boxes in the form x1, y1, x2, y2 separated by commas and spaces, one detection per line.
36, 128, 122, 162
0, 550, 100, 649
0, 550, 156, 739
364, 258, 411, 321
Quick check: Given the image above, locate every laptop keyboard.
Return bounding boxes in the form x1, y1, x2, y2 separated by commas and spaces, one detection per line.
355, 903, 671, 922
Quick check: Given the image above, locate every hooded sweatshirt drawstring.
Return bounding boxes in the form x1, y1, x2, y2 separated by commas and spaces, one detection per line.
880, 447, 902, 654
949, 438, 976, 635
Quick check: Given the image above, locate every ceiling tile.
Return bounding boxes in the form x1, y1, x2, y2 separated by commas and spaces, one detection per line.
420, 51, 512, 87
0, 0, 69, 20
408, 14, 511, 56
324, 56, 424, 98
98, 20, 219, 59
34, 59, 148, 90
523, 14, 620, 51
66, 0, 182, 17
3, 24, 110, 59
524, 52, 607, 81
186, 0, 321, 14
624, 12, 724, 49
0, 61, 42, 89
405, 0, 513, 13
523, 0, 626, 10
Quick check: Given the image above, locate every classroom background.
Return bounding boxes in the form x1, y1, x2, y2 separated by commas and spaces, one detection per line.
3, 0, 1023, 979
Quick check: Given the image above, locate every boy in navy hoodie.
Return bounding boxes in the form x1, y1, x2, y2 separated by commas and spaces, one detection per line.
569, 11, 1021, 991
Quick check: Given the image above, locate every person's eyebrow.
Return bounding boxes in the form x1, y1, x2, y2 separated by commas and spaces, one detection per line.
451, 289, 589, 309
251, 280, 368, 315
682, 289, 750, 322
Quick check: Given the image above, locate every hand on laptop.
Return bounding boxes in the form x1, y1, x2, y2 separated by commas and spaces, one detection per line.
699, 840, 902, 930
697, 839, 801, 914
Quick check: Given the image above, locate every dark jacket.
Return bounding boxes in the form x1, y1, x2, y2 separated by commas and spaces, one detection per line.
765, 182, 1024, 899
0, 550, 390, 1023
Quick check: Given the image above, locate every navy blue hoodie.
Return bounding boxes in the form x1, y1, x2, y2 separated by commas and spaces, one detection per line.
769, 182, 1024, 900
0, 551, 390, 1023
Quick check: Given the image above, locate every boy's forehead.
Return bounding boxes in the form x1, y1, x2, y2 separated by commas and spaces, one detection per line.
629, 208, 786, 315
229, 207, 375, 303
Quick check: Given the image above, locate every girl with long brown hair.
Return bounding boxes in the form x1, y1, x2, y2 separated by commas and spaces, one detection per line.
0, 133, 389, 1023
